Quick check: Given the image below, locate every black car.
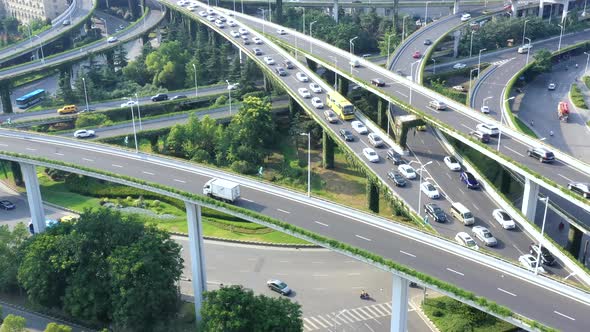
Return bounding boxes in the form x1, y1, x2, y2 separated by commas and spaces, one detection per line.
527, 147, 555, 163
371, 78, 386, 87
423, 39, 432, 45
386, 149, 404, 165
283, 60, 294, 69
387, 170, 406, 187
275, 66, 287, 76
0, 200, 15, 210
568, 182, 590, 198
529, 243, 556, 265
424, 203, 446, 223
469, 130, 490, 143
460, 171, 479, 189
151, 93, 168, 102
171, 95, 187, 100
339, 129, 354, 141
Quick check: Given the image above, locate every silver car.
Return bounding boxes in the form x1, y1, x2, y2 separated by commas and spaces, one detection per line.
472, 226, 497, 247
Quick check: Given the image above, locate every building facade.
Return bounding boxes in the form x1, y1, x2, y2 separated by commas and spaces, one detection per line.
1, 0, 69, 24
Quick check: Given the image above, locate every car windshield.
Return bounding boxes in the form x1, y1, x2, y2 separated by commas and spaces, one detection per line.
406, 168, 414, 174
426, 184, 435, 191
500, 212, 510, 220
394, 174, 403, 180
432, 206, 443, 214
483, 231, 492, 238
449, 157, 457, 163
277, 282, 287, 289
466, 239, 476, 247
368, 151, 376, 156
466, 173, 475, 181
464, 212, 473, 219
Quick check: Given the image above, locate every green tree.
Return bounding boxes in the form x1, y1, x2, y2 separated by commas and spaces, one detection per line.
0, 223, 29, 291
201, 285, 302, 332
0, 314, 26, 332
75, 113, 112, 128
531, 49, 552, 73
145, 41, 190, 89
44, 323, 72, 332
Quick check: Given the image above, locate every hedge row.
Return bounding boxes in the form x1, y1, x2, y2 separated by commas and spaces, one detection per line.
570, 83, 588, 109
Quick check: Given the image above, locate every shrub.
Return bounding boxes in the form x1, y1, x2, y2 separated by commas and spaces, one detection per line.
75, 113, 112, 128
215, 95, 228, 105
570, 83, 588, 109
230, 160, 256, 174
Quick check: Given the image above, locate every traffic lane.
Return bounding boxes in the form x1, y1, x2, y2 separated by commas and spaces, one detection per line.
0, 187, 73, 230
0, 6, 163, 81
9, 73, 59, 107
1, 135, 587, 331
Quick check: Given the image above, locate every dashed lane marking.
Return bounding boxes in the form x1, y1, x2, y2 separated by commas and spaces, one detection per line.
277, 208, 290, 214
315, 220, 329, 227
504, 146, 524, 157
446, 268, 465, 276
111, 164, 123, 168
82, 158, 93, 162
142, 171, 154, 175
400, 250, 416, 258
497, 288, 517, 297
174, 179, 186, 183
558, 174, 573, 182
355, 234, 372, 241
554, 311, 576, 321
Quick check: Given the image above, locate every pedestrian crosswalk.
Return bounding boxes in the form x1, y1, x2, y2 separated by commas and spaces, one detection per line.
303, 302, 393, 331
491, 57, 515, 67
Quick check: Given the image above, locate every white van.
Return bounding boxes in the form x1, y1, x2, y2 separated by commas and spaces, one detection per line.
517, 44, 532, 54
450, 202, 475, 225
349, 58, 360, 67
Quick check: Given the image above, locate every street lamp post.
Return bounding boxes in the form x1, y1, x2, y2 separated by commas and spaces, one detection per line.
522, 19, 530, 46
409, 60, 420, 104
431, 58, 436, 75
226, 80, 234, 115
135, 93, 142, 130
349, 36, 358, 75
524, 37, 531, 65
558, 24, 564, 51
402, 15, 409, 41
300, 132, 311, 197
387, 34, 395, 66
415, 161, 433, 216
192, 63, 198, 97
310, 21, 317, 53
259, 9, 266, 33
584, 0, 588, 17
584, 52, 590, 74
482, 96, 492, 110
82, 78, 90, 113
23, 23, 32, 48
124, 98, 139, 153
268, 0, 272, 22
139, 2, 145, 28
497, 96, 515, 151
425, 1, 431, 26
329, 56, 338, 90
469, 68, 478, 95
469, 30, 475, 58
100, 17, 108, 37
478, 48, 487, 78
302, 7, 306, 34
241, 0, 244, 13
535, 197, 550, 275
33, 35, 45, 63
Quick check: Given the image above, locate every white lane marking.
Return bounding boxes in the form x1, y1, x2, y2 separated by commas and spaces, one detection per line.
497, 288, 517, 297
460, 124, 473, 131
446, 268, 465, 276
303, 318, 318, 329
82, 158, 93, 162
26, 148, 36, 151
473, 205, 480, 211
317, 316, 333, 327
355, 234, 372, 241
241, 198, 254, 202
111, 164, 123, 168
174, 179, 186, 183
315, 220, 329, 227
312, 274, 329, 277
446, 173, 452, 179
363, 323, 376, 332
435, 160, 441, 166
310, 317, 329, 328
311, 261, 324, 264
0, 143, 7, 147
54, 152, 64, 156
458, 188, 465, 195
351, 308, 369, 320
277, 208, 290, 214
400, 250, 416, 258
396, 90, 408, 97
554, 311, 576, 321
504, 146, 524, 157
142, 171, 154, 175
279, 260, 289, 263
558, 174, 573, 182
347, 272, 361, 276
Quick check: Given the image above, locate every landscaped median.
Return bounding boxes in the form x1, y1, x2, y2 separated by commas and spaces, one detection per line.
0, 145, 564, 332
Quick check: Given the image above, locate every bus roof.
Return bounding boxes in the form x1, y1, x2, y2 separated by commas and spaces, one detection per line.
327, 91, 352, 104
16, 89, 45, 101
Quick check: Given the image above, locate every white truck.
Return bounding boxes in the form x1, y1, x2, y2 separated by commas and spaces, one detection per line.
203, 178, 241, 203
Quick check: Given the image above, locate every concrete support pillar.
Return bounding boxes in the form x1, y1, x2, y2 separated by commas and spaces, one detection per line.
453, 0, 459, 15
333, 0, 339, 23
185, 202, 207, 323
567, 225, 582, 257
390, 274, 409, 332
538, 0, 544, 18
377, 98, 387, 129
453, 30, 461, 58
511, 0, 518, 17
306, 58, 317, 72
263, 74, 271, 92
562, 0, 569, 22
0, 81, 13, 114
322, 130, 334, 169
288, 97, 298, 116
20, 163, 45, 234
521, 178, 539, 221
337, 76, 348, 96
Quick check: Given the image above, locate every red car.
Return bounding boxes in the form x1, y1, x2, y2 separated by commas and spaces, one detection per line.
412, 51, 421, 59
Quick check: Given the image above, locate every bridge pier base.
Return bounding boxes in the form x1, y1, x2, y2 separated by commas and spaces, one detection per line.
0, 81, 13, 114
377, 98, 387, 129
20, 163, 45, 234
521, 178, 539, 221
390, 274, 409, 332
453, 0, 459, 15
333, 0, 339, 23
337, 76, 348, 96
322, 130, 334, 169
185, 202, 207, 323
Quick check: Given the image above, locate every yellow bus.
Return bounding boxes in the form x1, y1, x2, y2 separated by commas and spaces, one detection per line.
326, 91, 355, 120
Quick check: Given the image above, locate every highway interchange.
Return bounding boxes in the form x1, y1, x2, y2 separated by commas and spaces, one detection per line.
1, 0, 590, 330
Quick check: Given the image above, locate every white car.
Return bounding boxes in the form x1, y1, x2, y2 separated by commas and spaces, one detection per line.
296, 72, 309, 82
351, 120, 368, 134
443, 156, 461, 171
277, 28, 286, 35
460, 13, 471, 21
362, 148, 380, 163
420, 181, 440, 199
263, 56, 275, 65
452, 63, 466, 69
239, 28, 248, 35
206, 8, 215, 14
297, 88, 311, 98
519, 254, 546, 273
398, 164, 417, 179
309, 83, 322, 93
476, 123, 499, 136
323, 110, 337, 123
480, 105, 490, 114
207, 15, 217, 21
311, 97, 324, 108
107, 36, 118, 43
548, 83, 556, 90
214, 20, 225, 28
187, 5, 199, 11
177, 0, 188, 5
472, 226, 497, 247
367, 133, 384, 147
455, 232, 479, 250
73, 129, 95, 138
228, 20, 237, 27
120, 100, 138, 108
230, 30, 240, 38
492, 209, 516, 229
253, 37, 263, 44
198, 11, 207, 17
